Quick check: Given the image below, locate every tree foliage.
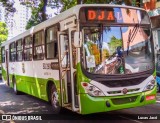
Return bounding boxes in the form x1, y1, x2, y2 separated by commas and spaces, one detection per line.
108, 36, 122, 54
0, 0, 16, 26
21, 0, 50, 29
25, 0, 47, 29
0, 0, 16, 13
0, 22, 8, 45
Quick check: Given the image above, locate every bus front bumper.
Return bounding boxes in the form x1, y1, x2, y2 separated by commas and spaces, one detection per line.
79, 86, 156, 114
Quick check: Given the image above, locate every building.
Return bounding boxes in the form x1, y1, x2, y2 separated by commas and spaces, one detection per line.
0, 3, 5, 22
11, 2, 31, 39
7, 1, 31, 39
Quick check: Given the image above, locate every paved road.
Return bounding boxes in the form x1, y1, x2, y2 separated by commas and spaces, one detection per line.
0, 80, 160, 123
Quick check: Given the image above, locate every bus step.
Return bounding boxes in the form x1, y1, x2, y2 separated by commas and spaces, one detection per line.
63, 103, 71, 107
75, 95, 79, 108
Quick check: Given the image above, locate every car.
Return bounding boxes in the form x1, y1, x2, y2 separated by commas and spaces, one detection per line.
156, 76, 160, 92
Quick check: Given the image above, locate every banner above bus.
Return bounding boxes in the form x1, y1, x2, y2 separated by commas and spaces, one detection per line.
79, 7, 150, 25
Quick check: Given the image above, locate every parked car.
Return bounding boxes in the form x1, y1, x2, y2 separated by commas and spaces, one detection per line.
156, 76, 160, 92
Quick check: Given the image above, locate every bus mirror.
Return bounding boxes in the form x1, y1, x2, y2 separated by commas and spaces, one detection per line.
74, 32, 82, 48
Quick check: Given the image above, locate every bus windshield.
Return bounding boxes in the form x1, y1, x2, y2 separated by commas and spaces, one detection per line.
81, 7, 154, 75
82, 26, 153, 75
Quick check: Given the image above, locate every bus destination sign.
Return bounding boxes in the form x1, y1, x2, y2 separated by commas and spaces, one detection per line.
79, 7, 124, 23
87, 9, 115, 21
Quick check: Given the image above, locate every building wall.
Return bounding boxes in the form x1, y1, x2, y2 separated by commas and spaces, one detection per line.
12, 4, 31, 39
0, 3, 5, 22
156, 1, 160, 7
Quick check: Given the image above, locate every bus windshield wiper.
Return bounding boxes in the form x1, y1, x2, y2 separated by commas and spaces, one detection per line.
127, 24, 139, 55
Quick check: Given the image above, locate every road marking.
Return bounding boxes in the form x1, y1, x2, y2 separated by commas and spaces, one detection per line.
119, 116, 143, 123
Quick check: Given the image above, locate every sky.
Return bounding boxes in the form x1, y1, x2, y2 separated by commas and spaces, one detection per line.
103, 27, 122, 43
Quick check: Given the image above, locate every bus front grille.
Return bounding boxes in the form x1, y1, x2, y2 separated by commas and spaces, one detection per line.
98, 77, 146, 87
111, 96, 138, 105
107, 88, 140, 94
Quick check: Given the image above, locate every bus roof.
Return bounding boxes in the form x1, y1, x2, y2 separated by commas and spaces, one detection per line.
1, 4, 145, 46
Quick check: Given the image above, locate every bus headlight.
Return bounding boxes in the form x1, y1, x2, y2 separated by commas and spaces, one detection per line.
143, 80, 156, 92
81, 82, 105, 97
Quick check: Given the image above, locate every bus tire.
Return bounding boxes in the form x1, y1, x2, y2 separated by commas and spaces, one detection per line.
50, 84, 61, 114
13, 77, 20, 95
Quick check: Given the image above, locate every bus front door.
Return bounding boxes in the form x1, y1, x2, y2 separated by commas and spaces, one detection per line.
58, 32, 72, 106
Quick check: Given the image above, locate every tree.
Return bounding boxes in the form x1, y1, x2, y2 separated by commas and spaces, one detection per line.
20, 0, 55, 29
0, 0, 16, 14
25, 1, 47, 29
108, 36, 122, 54
0, 22, 8, 63
0, 22, 8, 45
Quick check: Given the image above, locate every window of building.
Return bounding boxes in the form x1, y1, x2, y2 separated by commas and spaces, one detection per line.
24, 36, 32, 61
10, 42, 16, 62
46, 25, 58, 59
16, 39, 23, 61
33, 31, 44, 60
1, 47, 5, 63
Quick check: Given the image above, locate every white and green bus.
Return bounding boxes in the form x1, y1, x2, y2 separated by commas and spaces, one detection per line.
1, 4, 157, 114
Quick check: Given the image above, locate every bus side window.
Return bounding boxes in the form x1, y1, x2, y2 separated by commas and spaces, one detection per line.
24, 36, 32, 61
33, 31, 44, 60
9, 42, 16, 62
46, 25, 58, 59
16, 39, 23, 61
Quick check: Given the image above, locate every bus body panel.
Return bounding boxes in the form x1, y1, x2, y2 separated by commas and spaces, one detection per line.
80, 87, 156, 114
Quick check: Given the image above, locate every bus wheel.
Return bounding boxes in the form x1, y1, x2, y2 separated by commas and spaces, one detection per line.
50, 84, 61, 114
13, 77, 20, 95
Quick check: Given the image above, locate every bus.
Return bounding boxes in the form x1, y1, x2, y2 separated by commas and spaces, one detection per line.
1, 4, 157, 114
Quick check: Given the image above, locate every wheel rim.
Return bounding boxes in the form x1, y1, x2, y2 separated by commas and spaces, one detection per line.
51, 89, 59, 109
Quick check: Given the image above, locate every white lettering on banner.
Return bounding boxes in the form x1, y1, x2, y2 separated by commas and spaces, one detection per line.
1, 115, 42, 121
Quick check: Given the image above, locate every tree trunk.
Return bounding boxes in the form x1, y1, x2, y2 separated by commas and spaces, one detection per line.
41, 0, 47, 21
77, 0, 82, 4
